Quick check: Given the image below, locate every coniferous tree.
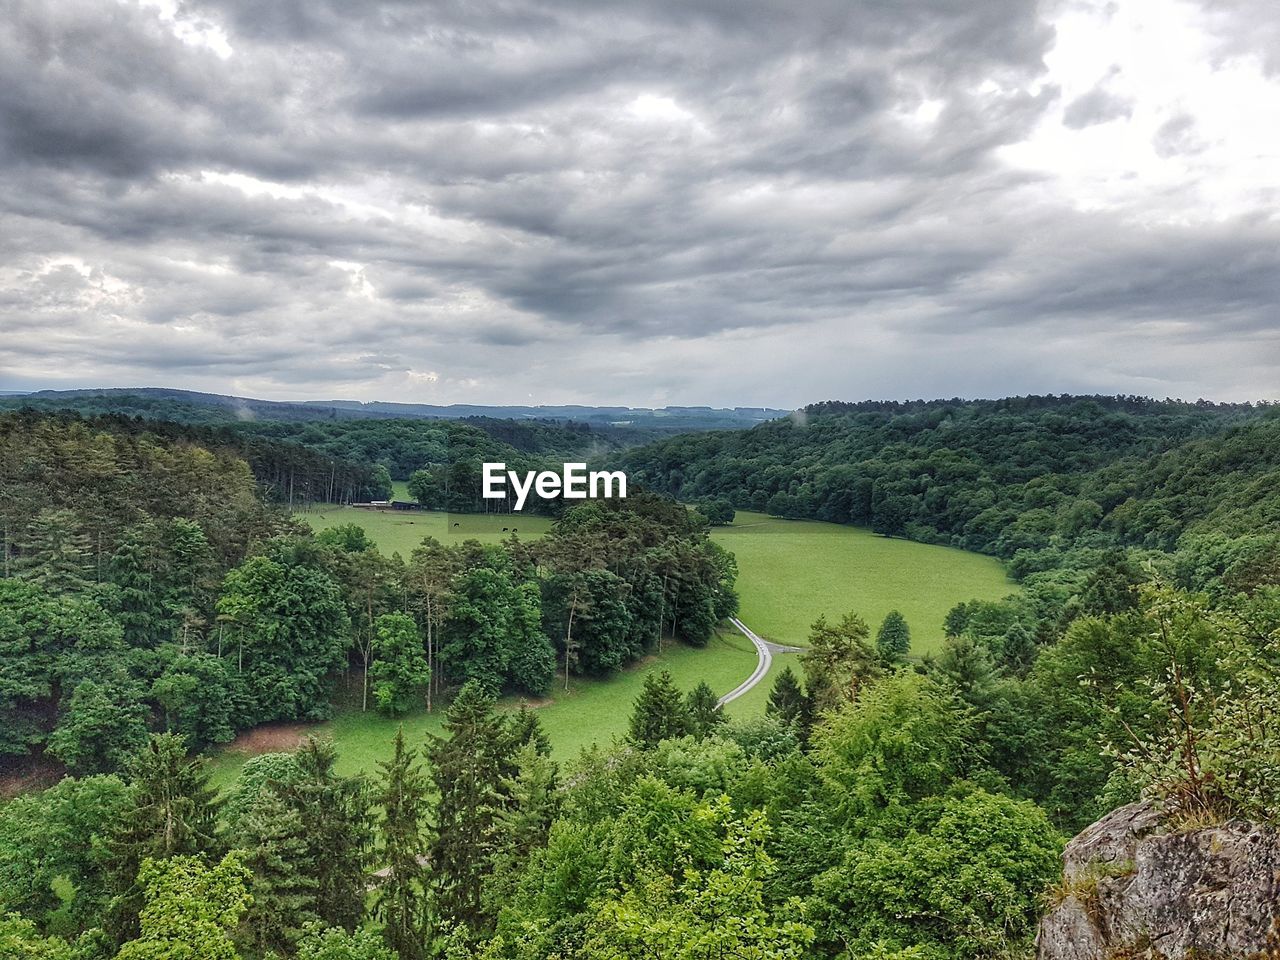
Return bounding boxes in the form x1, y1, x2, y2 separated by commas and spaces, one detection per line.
876, 610, 911, 663
483, 740, 562, 921
234, 789, 319, 956
766, 666, 805, 724
943, 602, 970, 638
1001, 621, 1037, 676
14, 508, 93, 593
163, 518, 213, 593
282, 739, 372, 932
374, 727, 430, 960
765, 665, 813, 744
108, 530, 169, 647
499, 741, 560, 859
933, 633, 1001, 713
506, 706, 552, 758
628, 670, 689, 748
428, 682, 512, 934
685, 681, 725, 740
103, 734, 223, 945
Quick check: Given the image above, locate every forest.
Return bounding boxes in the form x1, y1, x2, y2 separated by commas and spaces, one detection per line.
0, 411, 735, 766
620, 395, 1279, 554
2, 398, 1279, 959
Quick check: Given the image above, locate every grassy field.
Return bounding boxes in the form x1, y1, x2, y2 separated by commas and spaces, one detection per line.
712, 511, 1014, 654
300, 501, 1013, 657
207, 628, 759, 789
298, 503, 555, 556
239, 502, 1014, 786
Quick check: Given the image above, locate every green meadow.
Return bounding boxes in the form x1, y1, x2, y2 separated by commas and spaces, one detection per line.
207, 628, 758, 789
298, 504, 556, 555
208, 502, 1015, 786
711, 511, 1015, 653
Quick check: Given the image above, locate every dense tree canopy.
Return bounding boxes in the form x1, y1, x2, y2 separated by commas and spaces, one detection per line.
620, 396, 1280, 558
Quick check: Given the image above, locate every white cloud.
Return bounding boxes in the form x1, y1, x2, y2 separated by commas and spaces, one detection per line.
1002, 0, 1280, 222
628, 94, 695, 123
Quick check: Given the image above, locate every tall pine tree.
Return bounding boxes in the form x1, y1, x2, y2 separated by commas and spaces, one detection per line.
428, 682, 513, 935
483, 740, 561, 921
375, 727, 430, 960
108, 529, 168, 647
233, 788, 319, 956
766, 665, 811, 740
685, 681, 725, 740
628, 670, 689, 748
103, 734, 223, 945
14, 508, 93, 594
876, 610, 911, 663
281, 739, 372, 932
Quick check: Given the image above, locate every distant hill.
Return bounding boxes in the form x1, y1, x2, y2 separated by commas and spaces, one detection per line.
619, 394, 1280, 557
0, 387, 788, 433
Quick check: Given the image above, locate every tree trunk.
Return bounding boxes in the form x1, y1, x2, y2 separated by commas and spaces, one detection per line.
362, 644, 371, 712
564, 593, 577, 691
659, 572, 668, 652
425, 592, 434, 712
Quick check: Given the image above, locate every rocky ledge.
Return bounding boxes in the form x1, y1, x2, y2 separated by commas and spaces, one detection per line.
1037, 800, 1280, 960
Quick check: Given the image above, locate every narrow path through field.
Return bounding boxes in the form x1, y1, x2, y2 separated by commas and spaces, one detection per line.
719, 617, 802, 705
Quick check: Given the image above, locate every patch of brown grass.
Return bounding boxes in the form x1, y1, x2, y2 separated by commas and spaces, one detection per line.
222, 722, 315, 755
0, 756, 65, 798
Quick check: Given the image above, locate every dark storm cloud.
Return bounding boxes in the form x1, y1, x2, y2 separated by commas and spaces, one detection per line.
1, 0, 1277, 405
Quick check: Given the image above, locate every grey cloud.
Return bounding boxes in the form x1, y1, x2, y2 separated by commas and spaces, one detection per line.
1195, 0, 1280, 76
0, 0, 1275, 406
1062, 86, 1133, 129
1152, 112, 1205, 158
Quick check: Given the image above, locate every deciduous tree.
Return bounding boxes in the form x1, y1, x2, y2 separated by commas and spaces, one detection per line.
370, 613, 431, 716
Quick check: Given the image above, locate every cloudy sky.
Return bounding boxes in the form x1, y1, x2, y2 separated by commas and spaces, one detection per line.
2, 0, 1278, 407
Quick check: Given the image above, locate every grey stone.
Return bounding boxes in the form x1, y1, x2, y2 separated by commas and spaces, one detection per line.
1037, 801, 1280, 960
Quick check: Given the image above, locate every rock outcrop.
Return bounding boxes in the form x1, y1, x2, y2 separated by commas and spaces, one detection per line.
1037, 800, 1280, 960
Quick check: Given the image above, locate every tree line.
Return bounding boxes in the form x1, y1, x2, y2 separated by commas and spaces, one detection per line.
618, 395, 1280, 554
